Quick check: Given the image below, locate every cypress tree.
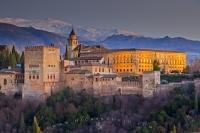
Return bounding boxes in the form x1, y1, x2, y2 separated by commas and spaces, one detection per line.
12, 45, 20, 64
0, 47, 10, 68
4, 48, 10, 67
172, 125, 176, 133
33, 116, 41, 133
7, 45, 21, 68
9, 52, 17, 68
153, 60, 160, 71
20, 52, 25, 69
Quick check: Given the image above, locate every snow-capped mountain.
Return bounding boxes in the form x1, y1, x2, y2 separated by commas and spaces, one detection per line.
0, 22, 66, 52
102, 34, 200, 62
0, 17, 138, 41
0, 17, 200, 62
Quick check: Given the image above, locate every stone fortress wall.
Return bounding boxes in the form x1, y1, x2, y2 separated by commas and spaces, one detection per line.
0, 29, 189, 100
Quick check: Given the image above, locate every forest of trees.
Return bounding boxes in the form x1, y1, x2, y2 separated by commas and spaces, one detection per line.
0, 45, 24, 69
0, 84, 199, 133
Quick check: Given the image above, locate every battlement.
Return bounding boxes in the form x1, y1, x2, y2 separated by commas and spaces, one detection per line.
25, 46, 44, 51
25, 44, 58, 51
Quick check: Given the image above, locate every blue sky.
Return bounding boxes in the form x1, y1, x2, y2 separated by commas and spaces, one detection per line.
0, 0, 200, 40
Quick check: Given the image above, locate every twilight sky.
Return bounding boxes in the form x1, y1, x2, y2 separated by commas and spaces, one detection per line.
0, 0, 200, 40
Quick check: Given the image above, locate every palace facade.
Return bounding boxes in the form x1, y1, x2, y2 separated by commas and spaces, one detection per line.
0, 29, 187, 100
103, 49, 186, 74
67, 30, 186, 74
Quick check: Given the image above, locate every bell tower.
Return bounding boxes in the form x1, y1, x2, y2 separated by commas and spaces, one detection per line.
66, 28, 78, 59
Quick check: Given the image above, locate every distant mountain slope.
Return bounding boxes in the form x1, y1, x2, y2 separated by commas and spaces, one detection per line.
0, 19, 200, 62
102, 34, 200, 61
0, 22, 66, 50
0, 17, 138, 41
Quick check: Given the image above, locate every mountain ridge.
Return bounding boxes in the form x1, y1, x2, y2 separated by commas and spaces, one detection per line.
101, 34, 200, 61
0, 17, 139, 41
0, 22, 66, 51
0, 19, 200, 61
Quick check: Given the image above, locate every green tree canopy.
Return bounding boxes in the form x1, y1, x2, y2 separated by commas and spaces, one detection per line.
153, 59, 160, 71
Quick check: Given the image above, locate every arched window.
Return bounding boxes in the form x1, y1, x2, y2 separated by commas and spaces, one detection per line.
4, 79, 7, 85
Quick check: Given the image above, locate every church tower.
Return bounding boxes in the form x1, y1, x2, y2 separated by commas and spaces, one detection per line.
66, 28, 79, 59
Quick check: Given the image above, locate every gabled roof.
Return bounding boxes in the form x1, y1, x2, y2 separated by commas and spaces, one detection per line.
73, 44, 108, 52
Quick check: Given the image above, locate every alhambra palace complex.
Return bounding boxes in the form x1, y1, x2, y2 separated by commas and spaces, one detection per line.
0, 29, 188, 100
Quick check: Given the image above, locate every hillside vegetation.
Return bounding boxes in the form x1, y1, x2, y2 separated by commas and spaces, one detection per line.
0, 84, 199, 133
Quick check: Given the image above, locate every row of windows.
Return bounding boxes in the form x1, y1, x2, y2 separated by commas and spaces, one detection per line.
70, 77, 115, 82
139, 69, 152, 72
107, 58, 184, 65
76, 60, 99, 64
48, 65, 56, 67
0, 79, 23, 87
116, 66, 184, 73
15, 80, 24, 83
94, 67, 112, 73
29, 75, 39, 79
167, 66, 184, 69
15, 75, 24, 79
116, 69, 135, 72
112, 54, 183, 58
139, 65, 152, 68
48, 48, 55, 52
116, 68, 153, 73
48, 75, 56, 79
115, 64, 184, 69
111, 60, 136, 64
95, 78, 115, 82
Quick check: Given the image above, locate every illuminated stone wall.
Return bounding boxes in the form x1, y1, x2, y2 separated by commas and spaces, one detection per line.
104, 49, 186, 74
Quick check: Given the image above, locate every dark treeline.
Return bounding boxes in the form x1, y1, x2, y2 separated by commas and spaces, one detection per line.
0, 45, 24, 69
0, 84, 200, 133
161, 73, 200, 83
